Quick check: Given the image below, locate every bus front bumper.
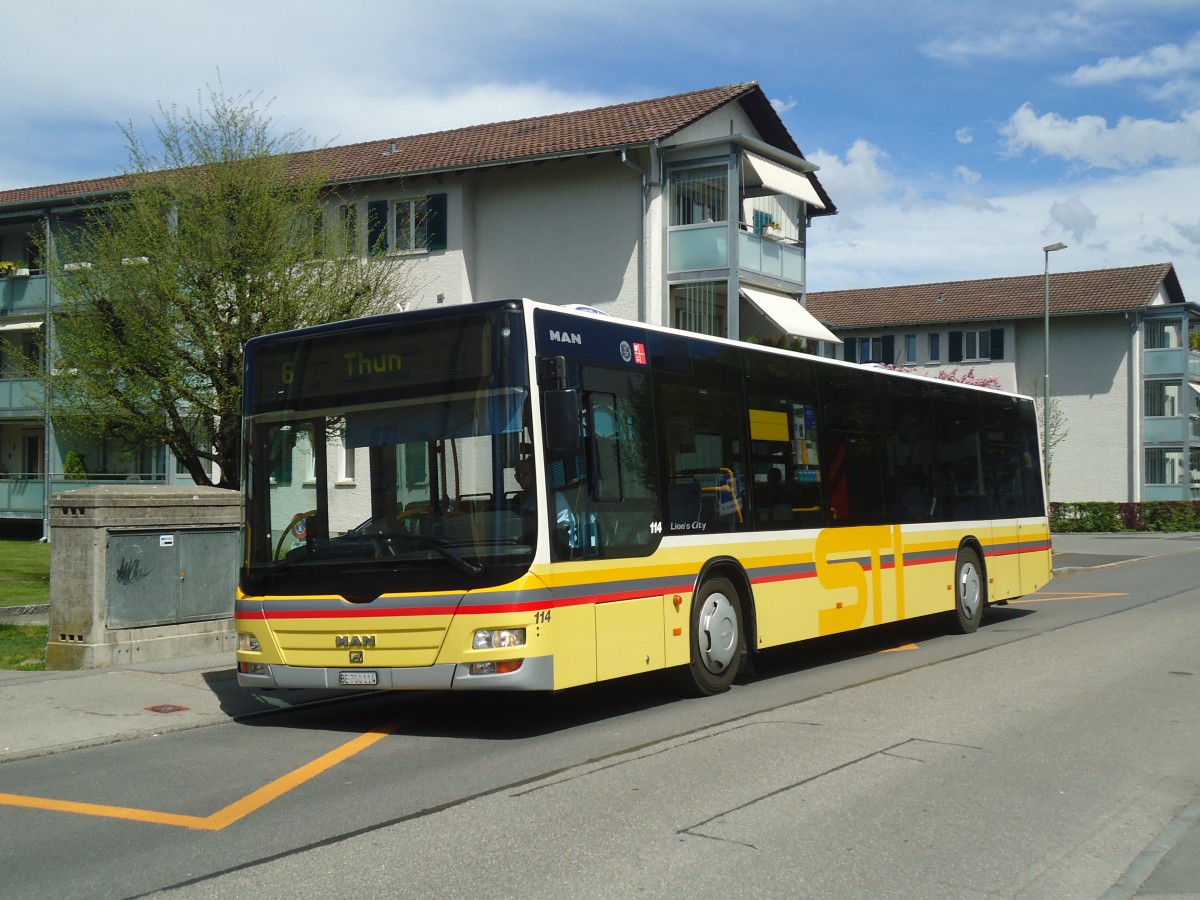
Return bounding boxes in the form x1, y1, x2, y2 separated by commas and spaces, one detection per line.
236, 655, 555, 692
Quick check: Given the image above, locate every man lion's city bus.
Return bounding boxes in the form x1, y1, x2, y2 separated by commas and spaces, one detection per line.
236, 299, 1050, 696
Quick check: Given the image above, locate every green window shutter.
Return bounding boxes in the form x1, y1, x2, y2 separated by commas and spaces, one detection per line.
843, 337, 858, 362
367, 200, 389, 255
426, 193, 447, 251
949, 331, 964, 363
881, 335, 895, 364
989, 328, 1004, 360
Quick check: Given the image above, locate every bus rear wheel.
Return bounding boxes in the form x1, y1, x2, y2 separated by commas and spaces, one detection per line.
680, 576, 743, 696
948, 546, 985, 634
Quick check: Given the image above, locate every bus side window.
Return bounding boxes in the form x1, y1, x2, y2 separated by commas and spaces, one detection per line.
654, 342, 748, 534
743, 352, 826, 529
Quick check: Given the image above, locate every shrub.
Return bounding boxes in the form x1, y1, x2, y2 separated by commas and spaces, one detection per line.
1051, 500, 1200, 532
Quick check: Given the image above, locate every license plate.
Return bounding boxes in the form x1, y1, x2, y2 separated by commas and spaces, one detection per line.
339, 671, 378, 686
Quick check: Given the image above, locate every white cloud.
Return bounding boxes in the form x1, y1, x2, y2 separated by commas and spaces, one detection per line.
808, 139, 895, 209
807, 164, 1200, 292
1001, 103, 1200, 168
922, 9, 1099, 62
955, 166, 981, 184
955, 127, 974, 145
1066, 33, 1200, 85
771, 97, 798, 115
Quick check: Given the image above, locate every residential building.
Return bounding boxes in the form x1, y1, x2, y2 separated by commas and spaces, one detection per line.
0, 82, 837, 528
807, 264, 1199, 503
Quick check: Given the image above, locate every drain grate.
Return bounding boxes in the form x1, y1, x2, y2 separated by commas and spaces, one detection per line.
145, 704, 190, 714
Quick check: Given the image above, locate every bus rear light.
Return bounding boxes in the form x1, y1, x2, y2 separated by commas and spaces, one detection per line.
472, 628, 526, 650
468, 659, 524, 676
238, 662, 267, 675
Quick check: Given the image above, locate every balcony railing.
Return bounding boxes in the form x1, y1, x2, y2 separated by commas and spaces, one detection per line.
0, 473, 169, 516
667, 225, 806, 285
0, 378, 44, 415
668, 224, 727, 272
738, 229, 804, 282
0, 273, 48, 315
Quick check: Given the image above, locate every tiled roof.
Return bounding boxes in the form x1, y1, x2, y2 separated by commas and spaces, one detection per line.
806, 263, 1184, 329
0, 82, 834, 212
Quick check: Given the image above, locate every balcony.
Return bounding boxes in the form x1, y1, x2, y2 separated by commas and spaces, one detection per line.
0, 272, 48, 315
667, 225, 806, 286
668, 224, 727, 272
0, 473, 170, 518
0, 379, 44, 416
738, 229, 804, 282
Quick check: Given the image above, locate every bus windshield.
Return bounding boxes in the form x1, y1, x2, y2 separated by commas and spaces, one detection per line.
241, 306, 533, 598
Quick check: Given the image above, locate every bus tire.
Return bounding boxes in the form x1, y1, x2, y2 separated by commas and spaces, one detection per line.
948, 546, 985, 634
679, 576, 743, 696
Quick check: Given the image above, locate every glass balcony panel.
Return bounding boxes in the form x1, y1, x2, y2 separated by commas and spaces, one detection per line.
1144, 484, 1186, 501
781, 241, 804, 282
0, 274, 48, 315
737, 231, 806, 286
1189, 351, 1200, 378
1144, 349, 1184, 375
1144, 417, 1186, 442
668, 225, 727, 272
0, 379, 44, 412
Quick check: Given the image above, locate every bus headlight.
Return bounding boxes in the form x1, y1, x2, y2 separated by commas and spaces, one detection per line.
237, 633, 261, 652
472, 628, 526, 650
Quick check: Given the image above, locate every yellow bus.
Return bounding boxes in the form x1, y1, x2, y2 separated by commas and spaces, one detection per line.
236, 299, 1050, 696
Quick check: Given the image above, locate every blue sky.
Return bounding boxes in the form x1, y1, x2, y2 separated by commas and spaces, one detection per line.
2, 0, 1198, 293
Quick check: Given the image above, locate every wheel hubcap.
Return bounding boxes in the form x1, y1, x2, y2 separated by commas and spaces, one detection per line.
958, 562, 981, 619
698, 591, 738, 673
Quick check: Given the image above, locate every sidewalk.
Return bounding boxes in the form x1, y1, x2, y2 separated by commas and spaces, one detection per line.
0, 651, 347, 763
2, 532, 1198, 897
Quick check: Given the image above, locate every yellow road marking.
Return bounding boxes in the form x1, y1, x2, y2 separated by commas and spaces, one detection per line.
881, 643, 919, 653
0, 720, 398, 831
1012, 591, 1128, 604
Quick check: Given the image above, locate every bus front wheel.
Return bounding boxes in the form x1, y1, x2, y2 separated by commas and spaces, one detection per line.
680, 576, 743, 696
948, 547, 985, 634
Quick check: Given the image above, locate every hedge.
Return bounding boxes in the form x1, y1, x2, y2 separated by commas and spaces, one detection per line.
1050, 501, 1200, 532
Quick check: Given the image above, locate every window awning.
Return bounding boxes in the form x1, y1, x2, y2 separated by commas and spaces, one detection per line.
743, 152, 826, 209
1189, 382, 1200, 397
740, 287, 841, 344
0, 321, 42, 333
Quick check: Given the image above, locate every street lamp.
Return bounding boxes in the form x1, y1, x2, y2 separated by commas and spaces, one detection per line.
1042, 242, 1067, 490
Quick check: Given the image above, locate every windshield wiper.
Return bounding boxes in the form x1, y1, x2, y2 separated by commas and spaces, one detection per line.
418, 534, 485, 577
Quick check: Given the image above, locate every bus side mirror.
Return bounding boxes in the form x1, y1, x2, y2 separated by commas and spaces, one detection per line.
544, 389, 582, 453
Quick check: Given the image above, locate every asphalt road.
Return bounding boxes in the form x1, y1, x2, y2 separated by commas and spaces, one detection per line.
1, 547, 1197, 899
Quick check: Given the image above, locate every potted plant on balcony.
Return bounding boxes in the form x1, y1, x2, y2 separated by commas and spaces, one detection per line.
0, 261, 18, 277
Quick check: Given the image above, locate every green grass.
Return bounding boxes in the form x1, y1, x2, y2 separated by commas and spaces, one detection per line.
0, 624, 47, 670
0, 540, 50, 607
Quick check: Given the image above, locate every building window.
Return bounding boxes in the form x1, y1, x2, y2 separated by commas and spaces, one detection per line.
1145, 319, 1183, 349
1145, 447, 1184, 485
364, 194, 447, 256
904, 334, 917, 363
1145, 380, 1181, 417
670, 165, 727, 226
338, 441, 356, 485
670, 282, 727, 337
928, 333, 941, 363
949, 328, 1004, 362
